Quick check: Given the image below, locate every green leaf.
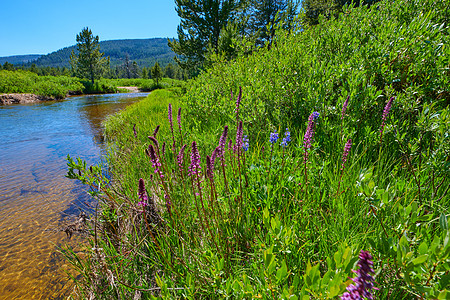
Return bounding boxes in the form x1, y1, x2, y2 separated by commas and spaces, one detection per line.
439, 213, 448, 231
276, 260, 288, 282
411, 254, 428, 266
418, 241, 429, 255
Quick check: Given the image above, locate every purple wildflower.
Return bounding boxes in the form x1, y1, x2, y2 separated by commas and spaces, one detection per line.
188, 141, 201, 177
303, 112, 319, 162
177, 144, 187, 175
380, 97, 394, 133
228, 139, 233, 152
243, 135, 249, 151
148, 144, 163, 178
281, 128, 291, 147
341, 250, 376, 300
342, 96, 350, 120
218, 126, 228, 157
234, 121, 243, 153
152, 125, 160, 138
148, 136, 159, 148
133, 124, 137, 138
206, 155, 214, 181
137, 178, 148, 207
211, 147, 219, 167
341, 139, 352, 170
270, 130, 279, 144
168, 104, 173, 131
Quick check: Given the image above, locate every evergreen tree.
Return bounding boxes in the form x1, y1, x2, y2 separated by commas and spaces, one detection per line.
151, 62, 163, 86
169, 0, 246, 75
142, 67, 149, 79
70, 27, 108, 84
248, 0, 299, 47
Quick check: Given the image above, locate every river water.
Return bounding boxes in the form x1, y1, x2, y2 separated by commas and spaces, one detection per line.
0, 92, 148, 299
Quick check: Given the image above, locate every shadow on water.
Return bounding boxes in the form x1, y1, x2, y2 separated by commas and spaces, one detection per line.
0, 92, 148, 299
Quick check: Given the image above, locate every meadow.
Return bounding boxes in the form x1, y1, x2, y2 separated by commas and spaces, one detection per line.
65, 0, 449, 298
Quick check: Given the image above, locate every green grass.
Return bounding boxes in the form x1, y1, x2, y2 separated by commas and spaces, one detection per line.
65, 0, 449, 298
0, 70, 84, 98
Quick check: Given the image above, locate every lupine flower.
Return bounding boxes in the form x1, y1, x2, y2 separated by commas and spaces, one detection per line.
380, 97, 394, 133
188, 141, 201, 177
137, 178, 148, 207
341, 139, 352, 170
342, 96, 350, 120
341, 250, 376, 300
133, 124, 137, 138
228, 139, 233, 152
270, 130, 279, 144
243, 135, 249, 151
177, 144, 187, 174
148, 144, 163, 178
281, 128, 291, 147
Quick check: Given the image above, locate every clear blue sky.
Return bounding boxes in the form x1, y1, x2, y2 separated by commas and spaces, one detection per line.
0, 0, 180, 57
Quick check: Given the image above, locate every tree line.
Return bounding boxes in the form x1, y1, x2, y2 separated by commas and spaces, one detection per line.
169, 0, 381, 76
1, 57, 185, 80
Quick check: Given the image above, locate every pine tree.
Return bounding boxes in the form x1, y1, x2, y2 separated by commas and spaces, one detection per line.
151, 62, 163, 86
169, 0, 246, 75
70, 27, 108, 84
248, 0, 299, 47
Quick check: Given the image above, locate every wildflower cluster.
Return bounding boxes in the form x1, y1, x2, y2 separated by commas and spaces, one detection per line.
281, 128, 290, 147
242, 135, 249, 152
341, 250, 376, 300
270, 130, 279, 144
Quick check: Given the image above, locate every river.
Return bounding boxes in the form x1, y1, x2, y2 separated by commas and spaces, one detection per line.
0, 92, 148, 299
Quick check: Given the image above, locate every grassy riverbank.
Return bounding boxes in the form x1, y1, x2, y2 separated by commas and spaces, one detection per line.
0, 70, 183, 99
66, 0, 449, 298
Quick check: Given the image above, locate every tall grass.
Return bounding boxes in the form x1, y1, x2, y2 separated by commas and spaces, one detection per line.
0, 70, 84, 98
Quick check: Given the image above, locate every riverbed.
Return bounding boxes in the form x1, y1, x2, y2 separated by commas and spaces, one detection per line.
0, 92, 148, 299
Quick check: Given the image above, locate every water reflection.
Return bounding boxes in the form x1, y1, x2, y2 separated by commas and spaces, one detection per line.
0, 92, 148, 299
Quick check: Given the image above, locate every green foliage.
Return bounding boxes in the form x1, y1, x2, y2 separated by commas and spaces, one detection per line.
64, 0, 449, 298
70, 27, 109, 84
0, 70, 84, 98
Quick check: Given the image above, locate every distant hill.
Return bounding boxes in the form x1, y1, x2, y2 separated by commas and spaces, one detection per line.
0, 54, 42, 65
6, 38, 176, 68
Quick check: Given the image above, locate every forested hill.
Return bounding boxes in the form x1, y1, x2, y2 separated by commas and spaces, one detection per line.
0, 55, 42, 65
20, 38, 175, 68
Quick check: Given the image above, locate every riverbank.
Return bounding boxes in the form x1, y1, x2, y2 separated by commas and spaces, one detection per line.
0, 93, 56, 105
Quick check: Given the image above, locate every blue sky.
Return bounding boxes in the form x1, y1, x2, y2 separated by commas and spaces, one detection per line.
0, 0, 180, 57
